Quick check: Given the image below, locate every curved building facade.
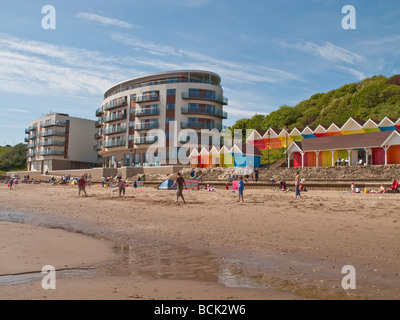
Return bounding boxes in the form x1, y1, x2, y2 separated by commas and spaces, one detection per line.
95, 70, 228, 168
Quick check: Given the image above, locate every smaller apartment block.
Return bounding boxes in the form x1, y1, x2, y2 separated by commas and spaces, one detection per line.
25, 113, 98, 172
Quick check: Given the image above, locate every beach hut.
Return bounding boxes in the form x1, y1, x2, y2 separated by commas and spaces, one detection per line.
379, 117, 397, 132
189, 148, 200, 168
278, 128, 291, 149
314, 125, 329, 138
340, 118, 365, 135
219, 145, 234, 167
209, 146, 221, 167
287, 130, 400, 167
231, 144, 262, 168
363, 119, 381, 133
289, 128, 304, 142
262, 128, 282, 149
301, 126, 316, 139
395, 118, 400, 131
326, 123, 343, 137
199, 148, 210, 168
246, 130, 267, 150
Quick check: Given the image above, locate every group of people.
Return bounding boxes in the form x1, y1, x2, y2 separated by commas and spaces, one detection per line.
350, 179, 399, 194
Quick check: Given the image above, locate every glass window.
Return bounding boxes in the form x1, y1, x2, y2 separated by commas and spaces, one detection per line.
167, 89, 176, 96
124, 154, 130, 167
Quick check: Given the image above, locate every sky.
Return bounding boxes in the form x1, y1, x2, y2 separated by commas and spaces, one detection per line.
0, 0, 399, 145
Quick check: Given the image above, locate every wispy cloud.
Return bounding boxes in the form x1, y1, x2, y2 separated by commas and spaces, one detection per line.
76, 12, 137, 29
279, 41, 364, 65
6, 108, 30, 113
111, 33, 303, 84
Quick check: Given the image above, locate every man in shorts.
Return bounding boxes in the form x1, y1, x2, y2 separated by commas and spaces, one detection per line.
78, 175, 88, 197
117, 176, 126, 198
171, 172, 187, 204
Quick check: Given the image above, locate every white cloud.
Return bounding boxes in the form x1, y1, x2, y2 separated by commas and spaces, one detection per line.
111, 33, 303, 84
280, 41, 364, 65
6, 108, 30, 113
76, 12, 137, 29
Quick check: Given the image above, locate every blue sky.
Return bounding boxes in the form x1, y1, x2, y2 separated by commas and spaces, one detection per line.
1, 0, 399, 145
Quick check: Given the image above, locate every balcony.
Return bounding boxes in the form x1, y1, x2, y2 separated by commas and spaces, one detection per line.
41, 120, 67, 128
40, 140, 65, 147
103, 126, 127, 136
181, 107, 228, 119
40, 150, 65, 157
25, 125, 37, 134
102, 139, 126, 148
104, 98, 128, 111
26, 133, 38, 141
134, 93, 160, 103
40, 130, 66, 137
95, 120, 103, 128
26, 142, 37, 149
133, 137, 158, 145
134, 123, 159, 131
95, 131, 103, 140
104, 113, 127, 123
93, 144, 102, 152
181, 122, 223, 131
135, 107, 160, 117
26, 151, 37, 158
182, 92, 228, 105
95, 108, 104, 117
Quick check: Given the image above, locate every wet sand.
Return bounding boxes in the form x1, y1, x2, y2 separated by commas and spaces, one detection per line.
1, 183, 400, 300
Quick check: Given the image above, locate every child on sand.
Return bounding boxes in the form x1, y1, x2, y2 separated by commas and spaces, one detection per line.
117, 176, 126, 198
78, 175, 87, 197
237, 176, 244, 203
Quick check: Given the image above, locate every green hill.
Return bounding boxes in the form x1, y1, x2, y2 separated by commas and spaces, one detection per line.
229, 74, 400, 133
0, 144, 27, 174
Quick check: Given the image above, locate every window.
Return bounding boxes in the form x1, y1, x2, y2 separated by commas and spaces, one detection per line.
124, 154, 130, 167
167, 103, 175, 110
167, 89, 176, 96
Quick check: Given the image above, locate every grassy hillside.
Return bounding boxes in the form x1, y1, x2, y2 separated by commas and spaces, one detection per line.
0, 144, 27, 174
229, 74, 400, 133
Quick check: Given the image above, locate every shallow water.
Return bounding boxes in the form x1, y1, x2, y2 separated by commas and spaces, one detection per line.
1, 210, 397, 299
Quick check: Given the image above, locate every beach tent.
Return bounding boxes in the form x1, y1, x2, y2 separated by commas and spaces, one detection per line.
157, 179, 176, 190
70, 178, 79, 185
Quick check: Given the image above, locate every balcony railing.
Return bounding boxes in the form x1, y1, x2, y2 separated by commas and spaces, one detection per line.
182, 92, 228, 105
41, 121, 67, 128
95, 131, 103, 140
181, 107, 228, 119
133, 137, 158, 145
95, 108, 103, 117
26, 151, 37, 158
25, 125, 37, 134
40, 140, 65, 147
102, 139, 126, 148
93, 144, 102, 152
134, 94, 160, 103
181, 122, 223, 131
134, 123, 159, 130
40, 150, 65, 156
104, 98, 128, 111
26, 133, 38, 141
134, 107, 160, 117
104, 113, 127, 123
103, 126, 127, 136
95, 120, 103, 128
40, 130, 66, 137
26, 143, 37, 149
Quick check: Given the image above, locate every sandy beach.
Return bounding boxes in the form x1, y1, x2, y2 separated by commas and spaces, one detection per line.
0, 182, 400, 300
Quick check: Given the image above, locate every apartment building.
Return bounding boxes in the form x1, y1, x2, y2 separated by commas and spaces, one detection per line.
95, 70, 228, 168
25, 113, 98, 172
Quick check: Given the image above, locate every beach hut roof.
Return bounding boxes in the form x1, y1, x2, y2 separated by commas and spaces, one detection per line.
341, 117, 365, 131
199, 148, 209, 156
327, 123, 341, 132
246, 129, 265, 142
363, 119, 380, 129
231, 144, 264, 156
189, 148, 199, 157
314, 124, 328, 134
219, 145, 232, 154
379, 116, 396, 127
263, 128, 281, 139
286, 141, 304, 154
209, 146, 220, 155
292, 131, 396, 153
289, 128, 302, 136
301, 126, 315, 135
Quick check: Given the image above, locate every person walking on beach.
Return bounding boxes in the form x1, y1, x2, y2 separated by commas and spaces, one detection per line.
237, 176, 244, 203
78, 175, 88, 197
294, 171, 302, 200
117, 176, 126, 198
9, 178, 14, 190
171, 172, 186, 204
